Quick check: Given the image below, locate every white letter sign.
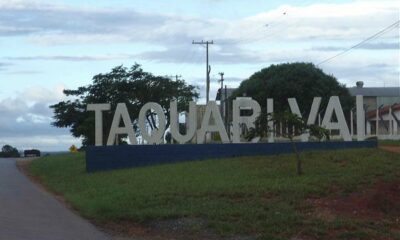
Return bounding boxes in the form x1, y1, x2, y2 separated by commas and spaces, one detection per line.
197, 101, 230, 143
87, 103, 110, 146
107, 103, 137, 145
232, 98, 261, 143
88, 94, 371, 146
321, 96, 351, 141
138, 102, 166, 144
288, 97, 321, 141
170, 101, 197, 144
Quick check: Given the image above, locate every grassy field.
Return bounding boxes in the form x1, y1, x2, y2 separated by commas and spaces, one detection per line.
379, 139, 400, 146
29, 148, 400, 240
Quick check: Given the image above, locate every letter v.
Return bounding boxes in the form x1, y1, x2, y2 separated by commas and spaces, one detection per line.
287, 97, 321, 141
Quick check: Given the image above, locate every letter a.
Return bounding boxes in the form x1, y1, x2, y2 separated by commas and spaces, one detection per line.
321, 96, 351, 141
107, 103, 137, 145
197, 101, 229, 143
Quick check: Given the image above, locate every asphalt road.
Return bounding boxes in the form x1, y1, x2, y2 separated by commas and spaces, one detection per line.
0, 158, 111, 240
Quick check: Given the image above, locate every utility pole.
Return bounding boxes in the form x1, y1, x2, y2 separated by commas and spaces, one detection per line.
218, 72, 224, 114
174, 74, 182, 81
218, 72, 224, 92
192, 40, 213, 103
225, 85, 229, 135
166, 74, 182, 81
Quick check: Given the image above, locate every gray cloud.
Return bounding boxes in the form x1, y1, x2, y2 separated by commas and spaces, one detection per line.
0, 119, 67, 137
311, 46, 346, 52
0, 62, 12, 71
4, 70, 42, 75
0, 4, 167, 37
4, 55, 132, 62
139, 45, 264, 64
30, 102, 53, 116
366, 63, 391, 69
223, 77, 243, 83
212, 45, 265, 64
360, 42, 399, 50
0, 0, 398, 48
0, 1, 200, 46
0, 86, 80, 152
0, 0, 398, 68
323, 62, 400, 88
312, 42, 399, 52
3, 47, 263, 65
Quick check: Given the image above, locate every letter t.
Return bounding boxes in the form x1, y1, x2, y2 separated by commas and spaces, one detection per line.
87, 104, 111, 146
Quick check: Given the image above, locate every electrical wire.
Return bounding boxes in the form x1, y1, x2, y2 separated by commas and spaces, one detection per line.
317, 20, 400, 66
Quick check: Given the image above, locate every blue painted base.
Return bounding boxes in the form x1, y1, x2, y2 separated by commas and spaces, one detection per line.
86, 141, 377, 172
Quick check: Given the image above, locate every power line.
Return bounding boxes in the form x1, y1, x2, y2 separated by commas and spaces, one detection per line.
174, 44, 203, 82
317, 20, 400, 66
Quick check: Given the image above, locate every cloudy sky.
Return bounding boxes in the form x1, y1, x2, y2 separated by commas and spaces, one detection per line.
0, 0, 399, 151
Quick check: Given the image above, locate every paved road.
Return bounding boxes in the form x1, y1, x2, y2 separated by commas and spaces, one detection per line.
0, 158, 111, 240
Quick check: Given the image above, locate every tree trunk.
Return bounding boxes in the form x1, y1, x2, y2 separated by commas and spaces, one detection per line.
291, 141, 302, 175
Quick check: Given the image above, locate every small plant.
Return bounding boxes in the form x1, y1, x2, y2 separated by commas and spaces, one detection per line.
246, 110, 270, 141
271, 111, 307, 175
309, 124, 330, 142
248, 110, 330, 175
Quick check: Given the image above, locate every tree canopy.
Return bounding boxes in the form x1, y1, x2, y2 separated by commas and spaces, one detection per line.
231, 62, 353, 115
0, 144, 20, 158
50, 64, 199, 146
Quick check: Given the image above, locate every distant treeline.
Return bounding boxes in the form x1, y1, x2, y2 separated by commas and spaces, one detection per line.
0, 144, 41, 158
0, 144, 20, 158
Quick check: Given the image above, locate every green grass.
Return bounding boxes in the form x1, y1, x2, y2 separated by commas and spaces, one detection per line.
29, 149, 400, 239
379, 139, 400, 146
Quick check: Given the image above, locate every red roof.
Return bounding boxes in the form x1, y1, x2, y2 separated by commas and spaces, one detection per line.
366, 103, 400, 119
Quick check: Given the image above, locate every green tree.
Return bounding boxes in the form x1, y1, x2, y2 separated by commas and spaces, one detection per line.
1, 144, 20, 158
50, 64, 199, 146
2, 144, 14, 153
231, 62, 353, 115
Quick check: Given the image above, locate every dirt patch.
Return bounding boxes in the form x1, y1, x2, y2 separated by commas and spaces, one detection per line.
379, 146, 400, 154
308, 179, 400, 220
100, 218, 255, 240
301, 180, 400, 240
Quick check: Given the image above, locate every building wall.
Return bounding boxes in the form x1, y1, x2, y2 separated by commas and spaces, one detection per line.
377, 96, 400, 107
364, 96, 377, 110
366, 110, 400, 137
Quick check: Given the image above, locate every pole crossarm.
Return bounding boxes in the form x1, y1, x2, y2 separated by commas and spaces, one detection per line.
192, 40, 214, 103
